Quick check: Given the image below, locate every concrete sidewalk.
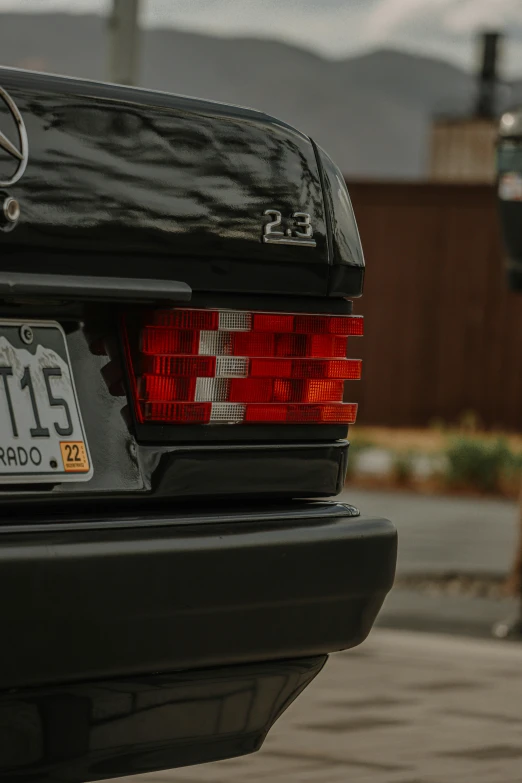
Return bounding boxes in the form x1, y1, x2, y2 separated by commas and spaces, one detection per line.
340, 488, 518, 577
114, 629, 522, 783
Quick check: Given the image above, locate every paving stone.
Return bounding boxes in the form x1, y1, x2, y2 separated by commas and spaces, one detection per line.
109, 629, 522, 783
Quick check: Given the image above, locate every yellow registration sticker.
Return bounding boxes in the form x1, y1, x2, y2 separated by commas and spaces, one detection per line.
60, 441, 90, 473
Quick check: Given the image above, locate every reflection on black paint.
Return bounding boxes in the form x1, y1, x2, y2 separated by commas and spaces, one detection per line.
317, 146, 365, 269
0, 70, 327, 264
0, 69, 367, 294
0, 657, 325, 782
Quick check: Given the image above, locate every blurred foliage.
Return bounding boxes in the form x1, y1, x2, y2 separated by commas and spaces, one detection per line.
444, 437, 515, 493
346, 426, 522, 497
391, 451, 415, 486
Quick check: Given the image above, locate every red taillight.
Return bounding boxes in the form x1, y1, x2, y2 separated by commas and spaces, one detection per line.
252, 313, 295, 332
249, 358, 362, 380
228, 379, 345, 404
146, 309, 220, 330
142, 402, 212, 423
230, 333, 349, 358
252, 313, 363, 335
244, 403, 358, 424
123, 308, 362, 425
292, 315, 364, 335
141, 355, 216, 377
141, 328, 198, 355
139, 375, 197, 402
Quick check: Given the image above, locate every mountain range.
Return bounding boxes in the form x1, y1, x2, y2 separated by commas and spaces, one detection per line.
1, 12, 521, 178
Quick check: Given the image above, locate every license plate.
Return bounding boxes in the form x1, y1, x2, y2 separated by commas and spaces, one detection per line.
0, 320, 92, 483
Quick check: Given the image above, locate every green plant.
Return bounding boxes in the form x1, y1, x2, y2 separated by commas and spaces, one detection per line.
445, 437, 514, 493
391, 451, 415, 485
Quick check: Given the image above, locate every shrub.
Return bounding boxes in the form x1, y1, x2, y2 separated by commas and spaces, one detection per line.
391, 451, 415, 486
445, 437, 514, 493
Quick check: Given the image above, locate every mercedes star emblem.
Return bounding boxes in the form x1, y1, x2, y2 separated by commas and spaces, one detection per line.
0, 86, 28, 187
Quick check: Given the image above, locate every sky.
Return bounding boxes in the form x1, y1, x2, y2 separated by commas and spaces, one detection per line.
2, 0, 522, 76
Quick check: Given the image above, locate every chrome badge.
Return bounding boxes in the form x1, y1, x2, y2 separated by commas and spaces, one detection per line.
263, 209, 316, 247
0, 87, 28, 187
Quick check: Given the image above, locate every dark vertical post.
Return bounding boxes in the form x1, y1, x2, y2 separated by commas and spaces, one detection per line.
107, 0, 141, 86
475, 31, 502, 119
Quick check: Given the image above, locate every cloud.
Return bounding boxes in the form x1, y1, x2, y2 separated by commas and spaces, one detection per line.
445, 0, 522, 34
365, 0, 449, 39
143, 0, 375, 58
362, 0, 522, 74
0, 0, 521, 75
364, 0, 521, 38
0, 0, 108, 11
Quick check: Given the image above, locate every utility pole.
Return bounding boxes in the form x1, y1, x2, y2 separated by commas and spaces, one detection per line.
107, 0, 141, 86
475, 31, 502, 119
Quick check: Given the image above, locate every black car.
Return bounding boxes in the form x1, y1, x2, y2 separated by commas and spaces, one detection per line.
498, 107, 522, 290
0, 67, 396, 783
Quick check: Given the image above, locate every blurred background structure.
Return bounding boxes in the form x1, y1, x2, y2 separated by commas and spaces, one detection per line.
1, 0, 521, 450
107, 0, 140, 86
1, 2, 522, 179
0, 2, 521, 433
429, 32, 501, 183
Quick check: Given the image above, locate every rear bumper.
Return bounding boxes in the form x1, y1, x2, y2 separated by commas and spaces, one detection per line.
0, 501, 396, 689
0, 657, 326, 782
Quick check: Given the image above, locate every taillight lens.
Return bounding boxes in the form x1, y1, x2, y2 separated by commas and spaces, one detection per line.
123, 308, 363, 425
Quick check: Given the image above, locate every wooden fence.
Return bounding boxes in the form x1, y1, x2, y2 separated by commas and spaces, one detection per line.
346, 181, 522, 431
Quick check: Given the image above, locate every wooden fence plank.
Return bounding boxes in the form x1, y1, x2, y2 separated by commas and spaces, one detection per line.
347, 181, 522, 430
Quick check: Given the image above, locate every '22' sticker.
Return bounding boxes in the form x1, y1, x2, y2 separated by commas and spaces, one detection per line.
60, 441, 90, 472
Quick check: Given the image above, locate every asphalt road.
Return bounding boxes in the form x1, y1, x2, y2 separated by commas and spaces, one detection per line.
339, 487, 518, 577
340, 488, 520, 638
115, 629, 522, 783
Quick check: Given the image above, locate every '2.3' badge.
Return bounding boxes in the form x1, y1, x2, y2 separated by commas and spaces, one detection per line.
262, 209, 316, 247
